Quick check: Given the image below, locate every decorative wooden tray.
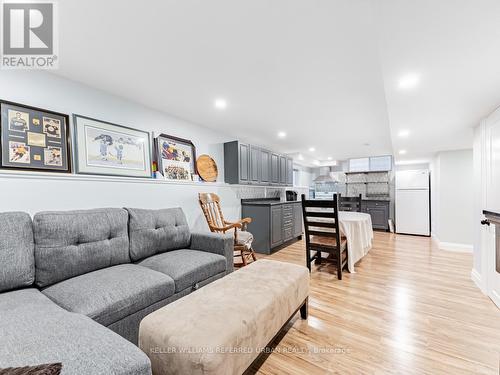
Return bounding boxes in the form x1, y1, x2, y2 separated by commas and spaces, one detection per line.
196, 154, 218, 182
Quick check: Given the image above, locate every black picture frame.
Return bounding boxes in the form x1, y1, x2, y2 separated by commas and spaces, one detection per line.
154, 133, 197, 180
0, 100, 71, 173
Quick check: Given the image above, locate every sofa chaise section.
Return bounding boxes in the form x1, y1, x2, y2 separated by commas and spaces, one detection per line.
0, 289, 151, 375
0, 211, 151, 374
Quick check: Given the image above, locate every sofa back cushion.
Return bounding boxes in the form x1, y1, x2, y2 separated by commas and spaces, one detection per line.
0, 212, 35, 292
33, 208, 130, 287
126, 207, 191, 261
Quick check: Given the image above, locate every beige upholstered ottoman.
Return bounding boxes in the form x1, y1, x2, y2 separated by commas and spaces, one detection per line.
139, 259, 309, 375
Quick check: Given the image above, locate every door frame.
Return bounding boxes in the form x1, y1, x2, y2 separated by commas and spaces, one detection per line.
479, 108, 500, 308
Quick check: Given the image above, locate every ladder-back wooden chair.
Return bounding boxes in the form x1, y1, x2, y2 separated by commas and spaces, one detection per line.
198, 193, 257, 267
301, 194, 348, 280
339, 193, 362, 212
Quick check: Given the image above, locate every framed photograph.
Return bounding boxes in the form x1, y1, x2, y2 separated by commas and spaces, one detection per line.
0, 100, 71, 172
73, 114, 152, 178
154, 133, 196, 181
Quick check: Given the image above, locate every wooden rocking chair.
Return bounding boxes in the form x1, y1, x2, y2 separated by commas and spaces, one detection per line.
198, 193, 257, 267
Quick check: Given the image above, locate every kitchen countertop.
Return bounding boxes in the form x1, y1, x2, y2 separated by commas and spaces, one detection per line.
241, 199, 301, 206
241, 198, 391, 205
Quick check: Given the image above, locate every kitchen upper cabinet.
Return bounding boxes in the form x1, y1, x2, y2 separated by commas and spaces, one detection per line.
370, 156, 392, 171
239, 143, 250, 182
286, 157, 293, 185
279, 156, 287, 185
271, 153, 280, 184
260, 149, 271, 184
224, 141, 293, 186
249, 145, 260, 183
349, 155, 392, 172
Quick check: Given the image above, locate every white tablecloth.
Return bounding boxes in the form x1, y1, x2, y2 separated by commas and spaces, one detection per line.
338, 212, 373, 272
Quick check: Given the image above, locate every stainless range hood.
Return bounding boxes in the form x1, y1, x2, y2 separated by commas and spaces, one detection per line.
314, 167, 336, 183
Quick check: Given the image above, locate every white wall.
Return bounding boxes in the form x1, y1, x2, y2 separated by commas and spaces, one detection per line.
293, 164, 314, 188
429, 157, 440, 239
0, 71, 252, 230
430, 149, 474, 249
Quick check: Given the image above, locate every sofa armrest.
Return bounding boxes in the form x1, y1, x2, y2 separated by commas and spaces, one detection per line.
190, 232, 234, 273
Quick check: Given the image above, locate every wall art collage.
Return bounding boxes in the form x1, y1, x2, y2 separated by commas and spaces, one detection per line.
0, 100, 203, 181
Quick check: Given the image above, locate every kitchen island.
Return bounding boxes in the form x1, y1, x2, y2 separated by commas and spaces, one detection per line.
241, 198, 303, 254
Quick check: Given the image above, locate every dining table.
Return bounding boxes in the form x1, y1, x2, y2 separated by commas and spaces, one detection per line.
337, 211, 374, 272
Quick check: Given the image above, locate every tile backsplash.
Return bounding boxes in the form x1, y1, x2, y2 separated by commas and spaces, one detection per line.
232, 186, 308, 200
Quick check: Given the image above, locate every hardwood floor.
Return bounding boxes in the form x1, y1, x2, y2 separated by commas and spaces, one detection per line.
249, 232, 500, 375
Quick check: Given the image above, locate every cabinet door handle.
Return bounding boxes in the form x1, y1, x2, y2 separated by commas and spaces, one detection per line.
481, 219, 490, 226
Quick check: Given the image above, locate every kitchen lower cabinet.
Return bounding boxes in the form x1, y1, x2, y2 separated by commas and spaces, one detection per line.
271, 205, 283, 247
241, 200, 303, 254
361, 200, 389, 231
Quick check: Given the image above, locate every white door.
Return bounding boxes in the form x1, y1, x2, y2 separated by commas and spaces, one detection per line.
396, 190, 430, 235
396, 170, 429, 190
484, 116, 500, 307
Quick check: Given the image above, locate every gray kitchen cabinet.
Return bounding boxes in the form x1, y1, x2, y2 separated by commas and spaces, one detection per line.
282, 204, 293, 241
293, 203, 302, 237
241, 200, 303, 254
239, 143, 250, 182
224, 141, 293, 186
279, 155, 287, 185
271, 205, 283, 247
270, 153, 280, 184
260, 149, 271, 184
361, 200, 389, 230
286, 157, 293, 185
249, 145, 260, 183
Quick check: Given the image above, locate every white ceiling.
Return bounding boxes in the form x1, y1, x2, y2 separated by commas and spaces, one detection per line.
54, 0, 500, 165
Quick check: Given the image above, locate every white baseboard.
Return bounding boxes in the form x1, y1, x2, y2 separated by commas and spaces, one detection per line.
471, 268, 485, 293
438, 241, 473, 253
490, 290, 500, 309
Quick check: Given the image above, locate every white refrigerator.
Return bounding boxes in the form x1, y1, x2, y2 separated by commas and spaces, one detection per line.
395, 169, 430, 236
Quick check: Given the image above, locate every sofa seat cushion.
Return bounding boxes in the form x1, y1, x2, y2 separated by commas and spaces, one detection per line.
0, 289, 151, 375
138, 250, 226, 293
42, 264, 175, 326
0, 212, 34, 293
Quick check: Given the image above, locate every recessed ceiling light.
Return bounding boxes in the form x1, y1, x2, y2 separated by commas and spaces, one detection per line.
214, 98, 227, 110
277, 131, 286, 138
327, 156, 333, 160
399, 149, 407, 155
398, 129, 410, 137
398, 73, 420, 90
309, 147, 315, 152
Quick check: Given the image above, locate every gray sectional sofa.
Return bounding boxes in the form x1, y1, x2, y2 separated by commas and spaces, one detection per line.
0, 207, 233, 374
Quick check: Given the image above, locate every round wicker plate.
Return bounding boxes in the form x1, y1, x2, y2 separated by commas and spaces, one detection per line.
196, 154, 218, 182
